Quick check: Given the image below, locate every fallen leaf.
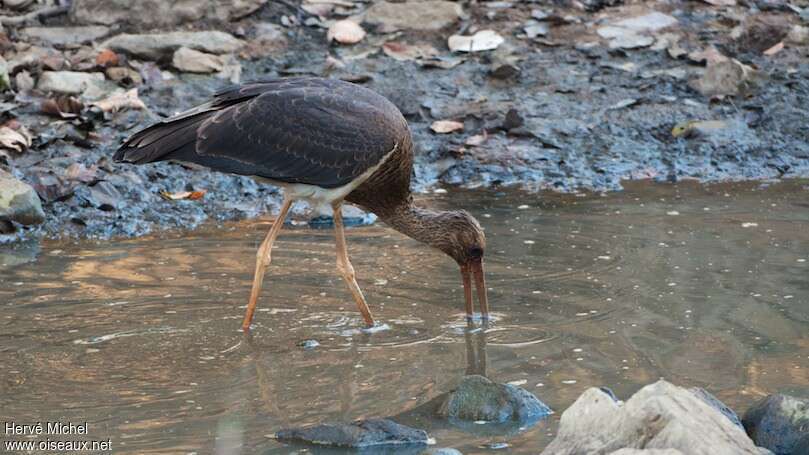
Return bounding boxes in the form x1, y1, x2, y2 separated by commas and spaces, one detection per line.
701, 0, 736, 5
327, 20, 365, 44
0, 125, 32, 153
465, 133, 488, 146
763, 41, 784, 56
431, 120, 464, 134
688, 46, 728, 64
64, 163, 98, 183
95, 49, 119, 68
41, 95, 84, 119
160, 189, 207, 201
90, 88, 147, 113
448, 30, 504, 53
607, 98, 638, 110
672, 120, 728, 138
382, 41, 438, 61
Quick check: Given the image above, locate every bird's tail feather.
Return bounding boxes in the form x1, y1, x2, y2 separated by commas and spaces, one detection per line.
113, 113, 211, 164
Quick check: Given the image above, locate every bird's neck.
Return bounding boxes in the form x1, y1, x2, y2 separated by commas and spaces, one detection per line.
379, 199, 450, 250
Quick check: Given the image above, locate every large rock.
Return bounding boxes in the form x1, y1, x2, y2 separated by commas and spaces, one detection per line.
70, 0, 266, 28
364, 1, 463, 31
610, 450, 685, 455
20, 26, 110, 46
276, 419, 428, 448
100, 31, 244, 60
542, 380, 769, 455
742, 394, 809, 455
0, 170, 45, 226
690, 387, 744, 429
437, 375, 551, 423
37, 71, 105, 95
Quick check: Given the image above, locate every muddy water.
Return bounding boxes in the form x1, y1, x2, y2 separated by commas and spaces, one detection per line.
2, 180, 808, 454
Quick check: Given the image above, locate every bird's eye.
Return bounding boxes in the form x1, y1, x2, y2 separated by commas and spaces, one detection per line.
469, 247, 484, 259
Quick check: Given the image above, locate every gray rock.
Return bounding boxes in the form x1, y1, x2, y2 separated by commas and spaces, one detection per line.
610, 450, 686, 454
690, 59, 759, 98
690, 387, 744, 429
20, 26, 110, 46
437, 375, 552, 423
0, 170, 45, 226
242, 22, 287, 59
422, 449, 463, 455
742, 394, 809, 455
794, 434, 809, 454
70, 0, 266, 28
172, 47, 224, 73
75, 181, 123, 211
365, 1, 463, 31
37, 71, 105, 95
100, 31, 244, 60
276, 418, 428, 448
542, 380, 768, 455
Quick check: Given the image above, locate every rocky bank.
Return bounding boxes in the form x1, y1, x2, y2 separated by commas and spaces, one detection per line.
1, 0, 808, 241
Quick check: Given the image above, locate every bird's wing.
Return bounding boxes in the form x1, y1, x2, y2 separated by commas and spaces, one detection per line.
195, 82, 400, 188
116, 77, 402, 189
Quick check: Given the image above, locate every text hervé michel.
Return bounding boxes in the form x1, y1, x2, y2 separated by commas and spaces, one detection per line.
5, 421, 89, 435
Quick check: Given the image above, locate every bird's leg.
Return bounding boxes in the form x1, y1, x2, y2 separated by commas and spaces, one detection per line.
242, 197, 293, 331
332, 202, 376, 327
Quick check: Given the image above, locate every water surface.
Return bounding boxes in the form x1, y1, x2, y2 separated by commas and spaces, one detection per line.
2, 180, 808, 454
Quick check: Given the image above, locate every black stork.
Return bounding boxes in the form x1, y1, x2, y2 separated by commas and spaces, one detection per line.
114, 76, 488, 331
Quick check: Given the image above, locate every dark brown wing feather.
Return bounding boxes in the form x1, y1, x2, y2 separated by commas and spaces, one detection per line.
114, 77, 409, 189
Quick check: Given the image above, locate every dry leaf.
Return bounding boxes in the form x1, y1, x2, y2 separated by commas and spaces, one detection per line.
448, 30, 504, 53
90, 89, 147, 113
382, 42, 439, 61
701, 0, 736, 5
327, 20, 366, 44
431, 120, 464, 134
64, 163, 98, 183
160, 189, 207, 201
0, 126, 32, 153
95, 49, 120, 68
465, 133, 488, 146
763, 41, 784, 56
41, 96, 84, 119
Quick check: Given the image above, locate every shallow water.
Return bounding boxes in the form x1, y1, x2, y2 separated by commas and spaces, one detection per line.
2, 180, 808, 454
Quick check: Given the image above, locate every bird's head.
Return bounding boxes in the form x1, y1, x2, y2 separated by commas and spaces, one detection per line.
431, 210, 488, 318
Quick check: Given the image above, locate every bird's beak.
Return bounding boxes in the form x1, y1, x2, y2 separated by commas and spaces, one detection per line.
461, 259, 489, 320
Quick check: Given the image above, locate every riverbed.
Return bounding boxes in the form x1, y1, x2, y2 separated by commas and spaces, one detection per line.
1, 180, 808, 453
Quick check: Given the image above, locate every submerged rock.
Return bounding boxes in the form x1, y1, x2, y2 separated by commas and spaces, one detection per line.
422, 448, 463, 455
101, 31, 244, 60
742, 393, 809, 455
437, 375, 551, 424
276, 418, 429, 448
0, 170, 46, 227
542, 380, 767, 454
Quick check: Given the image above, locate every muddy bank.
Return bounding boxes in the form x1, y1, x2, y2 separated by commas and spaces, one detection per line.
1, 0, 808, 240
